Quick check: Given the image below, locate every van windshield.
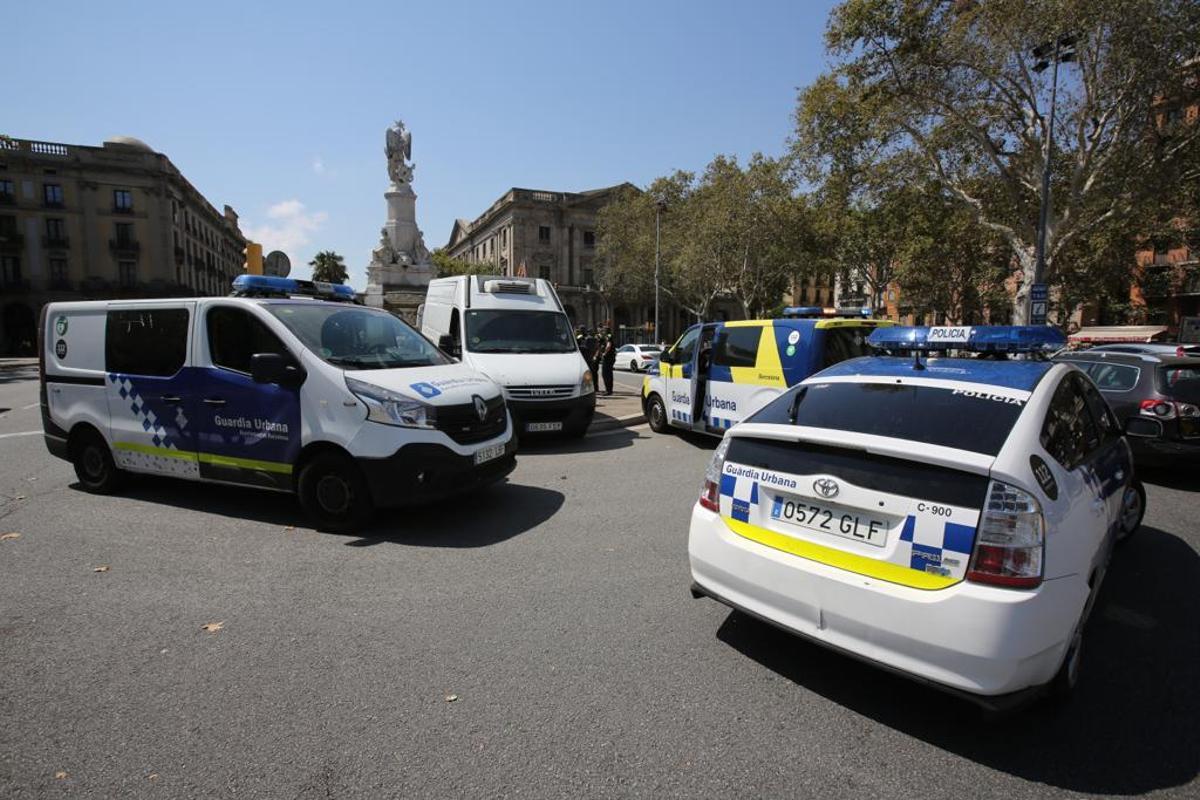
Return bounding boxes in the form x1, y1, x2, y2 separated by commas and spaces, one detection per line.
465, 310, 577, 354
266, 303, 450, 370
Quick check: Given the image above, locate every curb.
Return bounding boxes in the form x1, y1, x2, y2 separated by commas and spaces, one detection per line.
589, 411, 647, 433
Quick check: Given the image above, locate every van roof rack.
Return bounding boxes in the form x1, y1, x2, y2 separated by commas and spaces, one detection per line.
231, 275, 360, 303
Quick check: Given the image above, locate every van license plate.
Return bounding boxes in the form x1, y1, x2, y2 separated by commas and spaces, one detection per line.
473, 443, 506, 465
770, 497, 889, 547
526, 421, 563, 432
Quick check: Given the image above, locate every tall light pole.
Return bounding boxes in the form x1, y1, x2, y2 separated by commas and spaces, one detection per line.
1028, 33, 1076, 324
654, 198, 665, 343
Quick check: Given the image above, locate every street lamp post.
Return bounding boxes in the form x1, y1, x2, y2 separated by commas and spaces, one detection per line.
1028, 33, 1076, 324
654, 199, 665, 344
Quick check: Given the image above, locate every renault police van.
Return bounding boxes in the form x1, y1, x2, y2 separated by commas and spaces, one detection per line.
642, 316, 894, 436
689, 326, 1144, 707
418, 275, 594, 437
38, 276, 517, 532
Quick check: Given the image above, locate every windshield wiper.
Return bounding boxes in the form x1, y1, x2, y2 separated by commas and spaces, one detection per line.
787, 387, 808, 424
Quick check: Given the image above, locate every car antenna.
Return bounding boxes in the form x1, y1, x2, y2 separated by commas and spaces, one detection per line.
911, 349, 925, 371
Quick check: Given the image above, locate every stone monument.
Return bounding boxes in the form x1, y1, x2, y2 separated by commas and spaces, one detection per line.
364, 119, 434, 320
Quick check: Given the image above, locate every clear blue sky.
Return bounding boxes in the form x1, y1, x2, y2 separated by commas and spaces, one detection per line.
10, 0, 838, 285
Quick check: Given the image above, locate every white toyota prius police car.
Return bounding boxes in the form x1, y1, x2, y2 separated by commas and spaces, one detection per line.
38, 276, 517, 531
689, 326, 1145, 707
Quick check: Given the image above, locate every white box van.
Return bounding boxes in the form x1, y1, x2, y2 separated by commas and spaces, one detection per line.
38, 276, 517, 532
418, 275, 595, 437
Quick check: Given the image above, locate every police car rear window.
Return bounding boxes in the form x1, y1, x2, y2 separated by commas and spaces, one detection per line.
749, 381, 1025, 456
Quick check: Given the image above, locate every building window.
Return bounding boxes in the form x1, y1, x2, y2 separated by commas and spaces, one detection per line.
43, 183, 64, 207
50, 258, 68, 286
45, 218, 67, 246
0, 179, 13, 203
115, 222, 134, 246
0, 215, 16, 236
538, 226, 551, 242
539, 265, 551, 280
583, 230, 596, 249
114, 189, 133, 212
1, 255, 20, 284
582, 268, 594, 286
888, 290, 896, 302
118, 261, 137, 288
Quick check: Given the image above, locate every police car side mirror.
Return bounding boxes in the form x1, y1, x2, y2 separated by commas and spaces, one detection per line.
251, 353, 304, 388
437, 334, 461, 358
659, 350, 673, 364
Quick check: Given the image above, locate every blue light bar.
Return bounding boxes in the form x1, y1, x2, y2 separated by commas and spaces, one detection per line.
867, 325, 1066, 353
782, 306, 825, 318
231, 274, 358, 302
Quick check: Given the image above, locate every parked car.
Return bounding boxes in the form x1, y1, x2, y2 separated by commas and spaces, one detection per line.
1054, 350, 1200, 463
1088, 343, 1200, 358
614, 343, 662, 372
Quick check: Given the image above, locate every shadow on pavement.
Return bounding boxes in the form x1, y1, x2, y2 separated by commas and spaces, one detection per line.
518, 425, 643, 455
1138, 464, 1200, 492
87, 477, 563, 548
712, 524, 1199, 795
0, 366, 38, 385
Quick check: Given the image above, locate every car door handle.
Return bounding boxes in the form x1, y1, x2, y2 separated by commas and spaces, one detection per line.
160, 395, 182, 404
203, 398, 226, 406
1114, 470, 1124, 481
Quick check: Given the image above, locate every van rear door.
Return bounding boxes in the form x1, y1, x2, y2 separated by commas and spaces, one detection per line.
104, 304, 199, 478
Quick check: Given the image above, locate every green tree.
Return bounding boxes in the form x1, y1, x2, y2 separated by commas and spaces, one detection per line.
308, 250, 348, 284
792, 0, 1200, 322
431, 248, 492, 277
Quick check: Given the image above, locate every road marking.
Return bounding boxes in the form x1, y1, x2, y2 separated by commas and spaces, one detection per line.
23, 403, 40, 410
0, 430, 40, 439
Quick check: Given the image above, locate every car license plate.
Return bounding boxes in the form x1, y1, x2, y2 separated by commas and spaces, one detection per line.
770, 496, 889, 547
473, 443, 506, 465
526, 421, 563, 432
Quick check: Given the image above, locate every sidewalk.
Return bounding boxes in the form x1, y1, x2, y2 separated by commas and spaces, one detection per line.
590, 389, 645, 432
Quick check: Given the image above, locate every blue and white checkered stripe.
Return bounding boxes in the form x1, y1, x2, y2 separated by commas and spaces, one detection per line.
671, 408, 693, 424
892, 514, 976, 578
719, 471, 759, 523
706, 415, 735, 430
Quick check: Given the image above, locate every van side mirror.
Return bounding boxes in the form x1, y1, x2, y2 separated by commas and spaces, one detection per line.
251, 353, 304, 388
438, 334, 461, 358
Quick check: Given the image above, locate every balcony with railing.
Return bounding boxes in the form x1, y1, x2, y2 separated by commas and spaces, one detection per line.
109, 238, 141, 256
42, 235, 70, 249
0, 232, 24, 250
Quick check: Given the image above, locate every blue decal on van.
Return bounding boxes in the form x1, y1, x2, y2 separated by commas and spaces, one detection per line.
410, 382, 442, 398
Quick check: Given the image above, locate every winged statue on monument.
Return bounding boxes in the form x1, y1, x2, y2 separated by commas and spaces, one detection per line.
385, 120, 414, 186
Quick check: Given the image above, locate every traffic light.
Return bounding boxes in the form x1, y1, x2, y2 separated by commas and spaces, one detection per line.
242, 241, 263, 275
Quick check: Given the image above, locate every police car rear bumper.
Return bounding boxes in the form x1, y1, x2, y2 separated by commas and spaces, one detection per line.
358, 437, 518, 507
688, 504, 1086, 703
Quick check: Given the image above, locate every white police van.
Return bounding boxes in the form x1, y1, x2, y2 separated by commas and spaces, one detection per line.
689, 326, 1144, 707
418, 275, 595, 437
38, 276, 517, 531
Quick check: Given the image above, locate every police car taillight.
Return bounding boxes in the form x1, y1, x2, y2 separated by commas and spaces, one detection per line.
699, 437, 730, 512
966, 480, 1044, 589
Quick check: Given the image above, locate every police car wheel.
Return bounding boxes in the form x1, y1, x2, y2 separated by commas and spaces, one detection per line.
298, 453, 373, 533
72, 431, 122, 493
1116, 480, 1145, 544
647, 394, 670, 434
1050, 619, 1085, 701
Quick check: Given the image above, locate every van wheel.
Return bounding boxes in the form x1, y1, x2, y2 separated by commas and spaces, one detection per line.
1116, 479, 1145, 544
72, 430, 123, 494
297, 452, 373, 533
647, 394, 670, 434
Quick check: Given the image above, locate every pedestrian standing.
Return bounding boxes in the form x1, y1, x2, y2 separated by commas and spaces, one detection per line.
582, 329, 599, 389
601, 334, 617, 396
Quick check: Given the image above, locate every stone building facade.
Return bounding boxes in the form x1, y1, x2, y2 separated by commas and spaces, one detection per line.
445, 184, 661, 337
0, 135, 246, 354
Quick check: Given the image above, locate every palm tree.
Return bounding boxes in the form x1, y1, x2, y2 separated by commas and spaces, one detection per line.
309, 251, 348, 284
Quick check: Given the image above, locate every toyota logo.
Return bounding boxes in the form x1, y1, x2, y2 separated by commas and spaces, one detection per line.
813, 478, 839, 499
473, 395, 488, 422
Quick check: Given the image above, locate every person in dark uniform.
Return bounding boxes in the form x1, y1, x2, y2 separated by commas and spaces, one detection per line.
601, 334, 617, 395
581, 329, 599, 389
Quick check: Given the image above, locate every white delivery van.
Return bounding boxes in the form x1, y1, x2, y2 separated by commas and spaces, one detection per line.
38, 276, 517, 532
419, 275, 595, 437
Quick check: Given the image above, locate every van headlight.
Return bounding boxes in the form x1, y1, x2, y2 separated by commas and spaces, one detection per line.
580, 370, 595, 395
346, 377, 437, 429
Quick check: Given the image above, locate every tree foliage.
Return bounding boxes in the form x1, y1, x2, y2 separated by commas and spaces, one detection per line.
792, 0, 1200, 322
308, 250, 348, 284
431, 248, 492, 277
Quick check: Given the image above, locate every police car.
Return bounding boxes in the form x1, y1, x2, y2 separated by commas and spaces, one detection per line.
642, 316, 893, 436
688, 326, 1145, 706
38, 276, 517, 532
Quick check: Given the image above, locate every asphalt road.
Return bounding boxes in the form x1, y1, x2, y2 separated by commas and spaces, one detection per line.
1, 365, 1197, 799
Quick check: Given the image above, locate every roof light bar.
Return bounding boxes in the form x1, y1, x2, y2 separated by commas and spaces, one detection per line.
867, 325, 1065, 353
231, 274, 358, 302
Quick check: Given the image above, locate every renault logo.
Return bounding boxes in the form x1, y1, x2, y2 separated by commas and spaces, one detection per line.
813, 478, 839, 499
473, 395, 488, 422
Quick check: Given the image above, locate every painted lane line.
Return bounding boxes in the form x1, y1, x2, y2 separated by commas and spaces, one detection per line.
0, 430, 41, 439
23, 403, 40, 410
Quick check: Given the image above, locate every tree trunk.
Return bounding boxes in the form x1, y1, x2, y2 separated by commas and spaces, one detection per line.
1009, 242, 1037, 325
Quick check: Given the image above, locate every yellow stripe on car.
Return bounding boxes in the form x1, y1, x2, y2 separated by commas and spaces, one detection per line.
722, 516, 959, 591
114, 442, 293, 474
